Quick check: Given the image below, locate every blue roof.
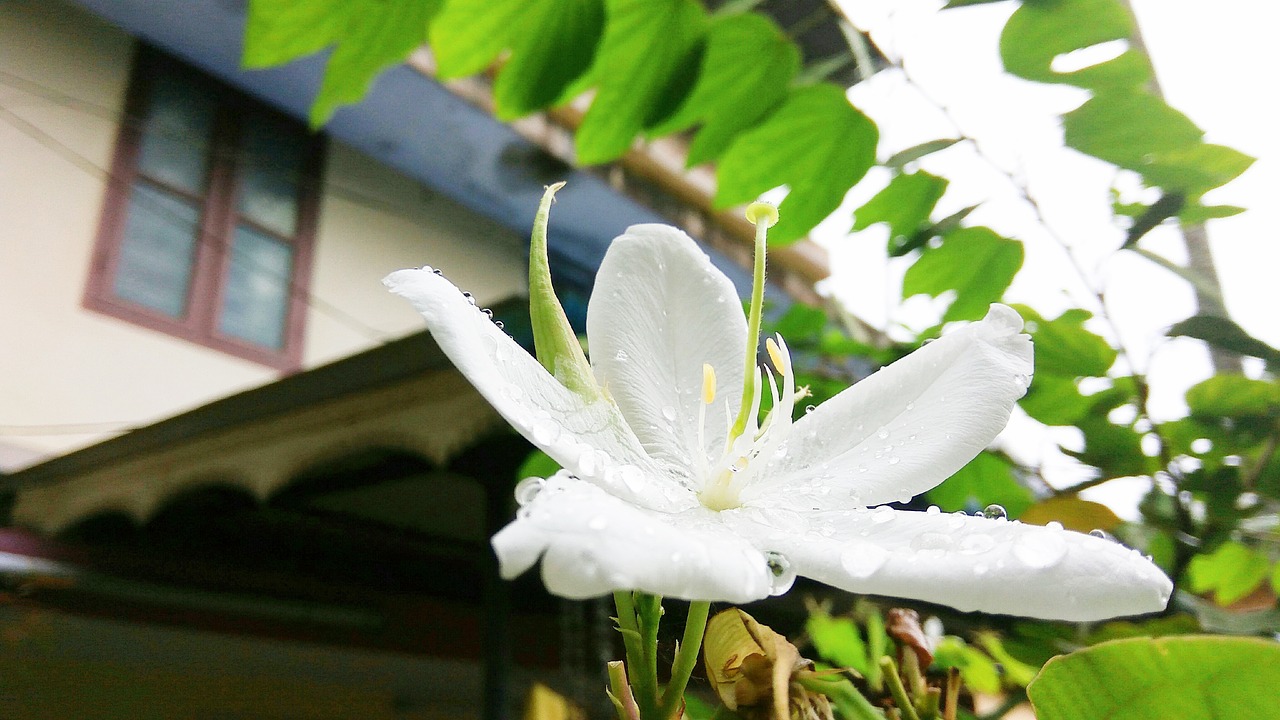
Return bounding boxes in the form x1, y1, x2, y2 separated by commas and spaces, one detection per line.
71, 0, 757, 313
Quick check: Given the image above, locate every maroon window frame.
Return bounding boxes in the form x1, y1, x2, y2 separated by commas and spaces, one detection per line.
85, 47, 324, 372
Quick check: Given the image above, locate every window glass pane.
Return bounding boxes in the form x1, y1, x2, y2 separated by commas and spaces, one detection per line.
113, 182, 200, 317
219, 225, 293, 349
236, 115, 304, 237
136, 68, 215, 195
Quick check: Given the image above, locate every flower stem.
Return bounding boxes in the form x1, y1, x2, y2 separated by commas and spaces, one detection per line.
880, 656, 922, 720
614, 591, 661, 719
659, 600, 711, 719
730, 206, 773, 440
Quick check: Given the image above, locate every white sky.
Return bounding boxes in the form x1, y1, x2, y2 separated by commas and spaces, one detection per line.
821, 0, 1279, 515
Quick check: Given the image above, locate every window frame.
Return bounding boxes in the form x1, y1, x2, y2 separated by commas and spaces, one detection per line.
85, 46, 324, 372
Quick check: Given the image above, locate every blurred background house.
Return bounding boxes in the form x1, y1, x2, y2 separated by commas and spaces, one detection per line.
0, 0, 870, 717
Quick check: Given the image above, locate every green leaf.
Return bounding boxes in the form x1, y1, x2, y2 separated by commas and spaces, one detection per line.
1063, 90, 1203, 172
932, 637, 1001, 694
716, 83, 878, 244
431, 0, 604, 120
1169, 315, 1280, 368
574, 0, 707, 164
807, 610, 868, 674
516, 449, 562, 482
1016, 306, 1117, 377
852, 171, 948, 255
1188, 541, 1272, 606
1139, 142, 1256, 198
1178, 202, 1247, 224
1186, 375, 1280, 417
883, 138, 961, 168
902, 227, 1023, 322
1063, 416, 1153, 480
1019, 374, 1094, 425
1029, 636, 1280, 720
310, 0, 442, 126
926, 452, 1033, 518
1000, 0, 1151, 91
650, 12, 800, 166
243, 0, 354, 69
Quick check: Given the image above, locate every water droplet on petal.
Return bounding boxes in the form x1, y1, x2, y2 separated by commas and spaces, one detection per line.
495, 320, 505, 330
1013, 530, 1068, 569
1047, 521, 1064, 531
982, 504, 1008, 520
532, 419, 561, 445
579, 449, 600, 477
420, 264, 434, 273
1089, 529, 1112, 540
926, 505, 941, 515
911, 531, 954, 558
661, 405, 677, 422
840, 543, 888, 579
888, 456, 901, 465
514, 477, 545, 506
765, 551, 796, 595
871, 506, 895, 524
481, 308, 494, 318
462, 291, 477, 305
906, 402, 915, 411
877, 428, 890, 440
432, 267, 443, 276
614, 350, 629, 361
805, 405, 816, 414
959, 533, 995, 554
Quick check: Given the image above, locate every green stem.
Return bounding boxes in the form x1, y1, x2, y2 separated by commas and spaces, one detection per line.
729, 215, 769, 441
880, 656, 922, 720
797, 674, 886, 720
659, 601, 711, 719
615, 591, 659, 718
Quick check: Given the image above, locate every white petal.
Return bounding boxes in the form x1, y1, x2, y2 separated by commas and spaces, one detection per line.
746, 304, 1033, 510
725, 507, 1172, 621
586, 225, 747, 470
385, 268, 693, 511
492, 473, 773, 602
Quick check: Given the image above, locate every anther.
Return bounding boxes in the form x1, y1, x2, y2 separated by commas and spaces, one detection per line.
765, 337, 786, 374
702, 363, 717, 405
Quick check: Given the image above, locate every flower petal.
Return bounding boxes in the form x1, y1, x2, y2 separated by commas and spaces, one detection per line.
492, 473, 774, 602
385, 268, 693, 511
587, 225, 747, 470
745, 304, 1033, 510
724, 507, 1172, 621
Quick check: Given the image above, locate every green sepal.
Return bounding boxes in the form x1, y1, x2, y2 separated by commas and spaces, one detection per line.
528, 183, 600, 399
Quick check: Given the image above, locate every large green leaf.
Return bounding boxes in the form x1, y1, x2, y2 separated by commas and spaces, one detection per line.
243, 0, 355, 69
902, 227, 1022, 322
1000, 0, 1150, 91
574, 0, 707, 164
1139, 143, 1256, 198
305, 0, 442, 126
1016, 307, 1117, 378
431, 0, 604, 120
716, 83, 879, 244
650, 12, 799, 166
1064, 90, 1204, 172
926, 451, 1033, 518
1064, 416, 1153, 480
806, 610, 869, 674
1186, 375, 1280, 417
852, 171, 948, 255
1032, 636, 1280, 720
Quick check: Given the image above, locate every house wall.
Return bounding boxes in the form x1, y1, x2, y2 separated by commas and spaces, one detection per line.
0, 0, 527, 470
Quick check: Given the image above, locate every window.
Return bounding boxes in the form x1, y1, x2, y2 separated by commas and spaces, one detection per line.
86, 48, 323, 370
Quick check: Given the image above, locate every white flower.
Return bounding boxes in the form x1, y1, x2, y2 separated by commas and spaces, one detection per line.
385, 224, 1171, 621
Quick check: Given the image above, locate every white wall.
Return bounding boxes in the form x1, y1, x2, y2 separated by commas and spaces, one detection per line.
0, 0, 527, 470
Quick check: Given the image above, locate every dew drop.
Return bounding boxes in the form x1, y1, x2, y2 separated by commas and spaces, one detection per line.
495, 320, 505, 330
871, 506, 895, 524
926, 505, 941, 515
765, 551, 796, 594
805, 405, 816, 414
1047, 521, 1064, 531
959, 533, 995, 554
462, 291, 477, 306
420, 264, 434, 273
532, 419, 561, 445
877, 428, 890, 440
840, 543, 888, 579
888, 456, 901, 465
982, 504, 1008, 520
1013, 530, 1068, 569
579, 449, 600, 477
911, 531, 954, 557
661, 405, 677, 421
432, 267, 443, 276
481, 308, 494, 318
905, 402, 915, 411
615, 350, 629, 361
514, 477, 545, 506
1013, 373, 1029, 388
1089, 529, 1114, 541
